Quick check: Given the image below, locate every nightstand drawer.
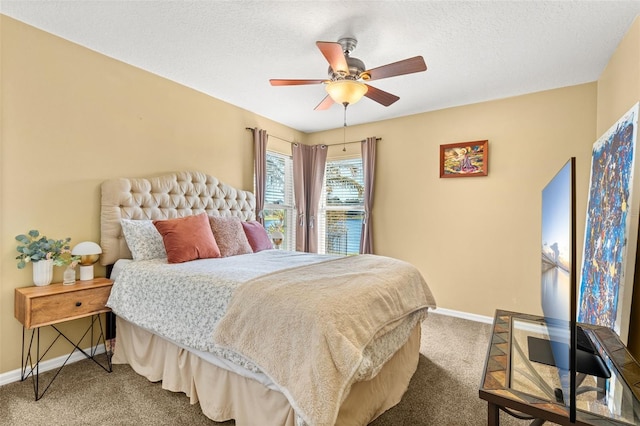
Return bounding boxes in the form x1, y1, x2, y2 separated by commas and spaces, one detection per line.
27, 286, 111, 328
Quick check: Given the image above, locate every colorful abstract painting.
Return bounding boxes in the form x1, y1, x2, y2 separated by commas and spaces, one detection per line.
579, 103, 639, 342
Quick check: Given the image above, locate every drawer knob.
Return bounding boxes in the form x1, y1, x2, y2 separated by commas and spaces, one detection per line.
75, 302, 82, 307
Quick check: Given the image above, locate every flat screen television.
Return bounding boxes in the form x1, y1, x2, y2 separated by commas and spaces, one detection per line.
528, 158, 610, 423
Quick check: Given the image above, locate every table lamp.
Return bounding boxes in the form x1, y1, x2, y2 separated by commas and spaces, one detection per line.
71, 241, 102, 281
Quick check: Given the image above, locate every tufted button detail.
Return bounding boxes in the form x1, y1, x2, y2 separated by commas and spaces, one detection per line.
103, 171, 256, 265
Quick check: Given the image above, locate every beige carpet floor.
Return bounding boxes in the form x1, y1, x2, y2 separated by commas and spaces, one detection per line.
0, 313, 551, 425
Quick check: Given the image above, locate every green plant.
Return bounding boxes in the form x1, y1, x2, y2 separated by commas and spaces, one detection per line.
15, 230, 78, 269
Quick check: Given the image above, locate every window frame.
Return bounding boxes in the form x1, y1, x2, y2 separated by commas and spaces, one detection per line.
318, 156, 365, 255
263, 150, 296, 251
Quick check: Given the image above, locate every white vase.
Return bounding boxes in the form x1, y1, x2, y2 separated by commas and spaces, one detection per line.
32, 259, 54, 286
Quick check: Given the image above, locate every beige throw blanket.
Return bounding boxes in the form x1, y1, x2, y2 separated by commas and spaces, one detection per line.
213, 254, 437, 426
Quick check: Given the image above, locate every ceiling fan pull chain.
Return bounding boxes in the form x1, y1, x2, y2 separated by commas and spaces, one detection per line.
343, 105, 347, 152
344, 104, 348, 127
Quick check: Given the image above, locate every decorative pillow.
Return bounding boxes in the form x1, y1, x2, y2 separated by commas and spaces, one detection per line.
241, 221, 273, 252
209, 216, 253, 257
120, 219, 167, 261
153, 213, 221, 263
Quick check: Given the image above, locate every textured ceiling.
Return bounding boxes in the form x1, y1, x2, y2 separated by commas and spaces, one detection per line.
2, 1, 640, 133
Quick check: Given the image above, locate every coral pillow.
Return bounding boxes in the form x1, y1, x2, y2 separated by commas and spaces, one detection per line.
242, 221, 273, 252
153, 213, 221, 263
209, 216, 253, 257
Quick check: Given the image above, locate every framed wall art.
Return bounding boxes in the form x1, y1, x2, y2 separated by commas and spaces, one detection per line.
439, 140, 488, 178
579, 102, 639, 343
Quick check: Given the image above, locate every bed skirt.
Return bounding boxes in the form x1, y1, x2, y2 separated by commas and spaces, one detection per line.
112, 317, 421, 425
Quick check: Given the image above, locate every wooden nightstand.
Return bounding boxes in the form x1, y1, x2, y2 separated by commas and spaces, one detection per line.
14, 278, 114, 400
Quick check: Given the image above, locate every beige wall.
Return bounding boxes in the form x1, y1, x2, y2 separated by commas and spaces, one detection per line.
308, 84, 596, 319
0, 16, 305, 373
597, 16, 640, 357
597, 17, 640, 135
2, 12, 639, 376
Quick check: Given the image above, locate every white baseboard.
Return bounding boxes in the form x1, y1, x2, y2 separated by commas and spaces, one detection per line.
0, 344, 106, 387
430, 307, 493, 324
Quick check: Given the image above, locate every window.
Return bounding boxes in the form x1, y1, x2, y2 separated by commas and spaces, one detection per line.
263, 151, 296, 250
318, 157, 364, 255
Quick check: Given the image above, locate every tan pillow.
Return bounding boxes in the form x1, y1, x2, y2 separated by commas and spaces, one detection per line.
209, 216, 253, 257
153, 213, 221, 263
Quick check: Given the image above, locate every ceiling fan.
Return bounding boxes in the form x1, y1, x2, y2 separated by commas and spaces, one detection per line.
269, 37, 427, 110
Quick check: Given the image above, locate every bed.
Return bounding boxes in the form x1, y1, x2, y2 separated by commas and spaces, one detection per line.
100, 170, 436, 426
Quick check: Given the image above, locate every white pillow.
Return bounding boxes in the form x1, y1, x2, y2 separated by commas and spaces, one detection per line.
121, 219, 167, 261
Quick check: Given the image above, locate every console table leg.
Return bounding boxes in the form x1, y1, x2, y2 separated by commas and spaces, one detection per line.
488, 402, 499, 425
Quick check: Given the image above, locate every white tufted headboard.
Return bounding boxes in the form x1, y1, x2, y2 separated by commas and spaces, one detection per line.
100, 171, 256, 265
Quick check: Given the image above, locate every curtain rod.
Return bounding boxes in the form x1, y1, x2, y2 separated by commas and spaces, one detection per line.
245, 127, 381, 146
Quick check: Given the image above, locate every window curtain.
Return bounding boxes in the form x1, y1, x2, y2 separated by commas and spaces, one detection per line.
252, 128, 268, 225
292, 144, 328, 252
360, 136, 377, 254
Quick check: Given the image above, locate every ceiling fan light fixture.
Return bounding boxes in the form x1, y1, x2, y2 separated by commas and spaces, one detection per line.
326, 80, 368, 106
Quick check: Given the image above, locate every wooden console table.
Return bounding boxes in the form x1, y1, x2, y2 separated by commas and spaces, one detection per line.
479, 310, 640, 425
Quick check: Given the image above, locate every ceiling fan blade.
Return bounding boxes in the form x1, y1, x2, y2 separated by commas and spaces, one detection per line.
316, 41, 349, 75
365, 56, 427, 81
270, 79, 326, 86
314, 95, 335, 110
364, 84, 400, 107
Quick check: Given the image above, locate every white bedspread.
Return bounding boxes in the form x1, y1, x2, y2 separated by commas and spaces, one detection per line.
107, 250, 333, 372
107, 250, 436, 425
